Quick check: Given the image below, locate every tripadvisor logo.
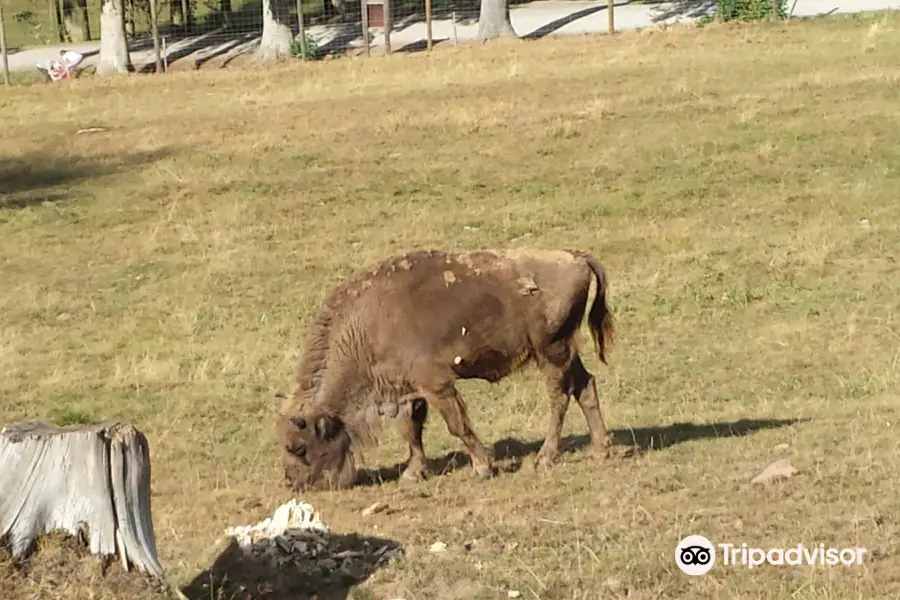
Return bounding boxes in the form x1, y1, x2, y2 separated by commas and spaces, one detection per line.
675, 536, 869, 575
676, 535, 716, 576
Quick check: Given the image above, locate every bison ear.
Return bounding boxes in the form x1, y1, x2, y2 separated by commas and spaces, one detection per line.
315, 415, 344, 441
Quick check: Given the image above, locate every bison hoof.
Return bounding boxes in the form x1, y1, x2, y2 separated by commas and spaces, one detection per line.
400, 464, 428, 483
473, 463, 494, 481
592, 434, 613, 458
534, 449, 561, 470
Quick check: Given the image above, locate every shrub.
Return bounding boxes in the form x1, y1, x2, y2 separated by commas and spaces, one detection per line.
714, 0, 788, 21
291, 34, 320, 60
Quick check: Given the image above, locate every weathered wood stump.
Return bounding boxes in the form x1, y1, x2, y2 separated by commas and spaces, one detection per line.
0, 420, 166, 580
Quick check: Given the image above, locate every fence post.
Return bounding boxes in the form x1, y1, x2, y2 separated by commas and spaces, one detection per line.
296, 0, 307, 58
425, 0, 432, 51
149, 0, 163, 72
607, 0, 614, 34
383, 0, 392, 54
0, 7, 9, 87
361, 0, 370, 57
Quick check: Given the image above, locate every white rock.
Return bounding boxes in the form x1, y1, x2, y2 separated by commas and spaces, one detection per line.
751, 458, 798, 484
362, 501, 390, 516
429, 541, 447, 553
224, 499, 329, 549
508, 591, 522, 599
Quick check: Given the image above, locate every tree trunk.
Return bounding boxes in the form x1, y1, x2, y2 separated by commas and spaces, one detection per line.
476, 0, 516, 41
0, 421, 164, 576
49, 0, 66, 43
171, 0, 192, 30
258, 0, 293, 61
62, 0, 92, 42
124, 0, 136, 38
171, 0, 184, 26
220, 0, 232, 28
97, 0, 132, 75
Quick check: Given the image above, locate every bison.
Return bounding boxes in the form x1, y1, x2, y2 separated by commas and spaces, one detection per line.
276, 248, 615, 491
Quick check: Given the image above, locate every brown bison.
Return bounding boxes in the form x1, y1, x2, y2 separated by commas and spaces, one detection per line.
276, 248, 615, 491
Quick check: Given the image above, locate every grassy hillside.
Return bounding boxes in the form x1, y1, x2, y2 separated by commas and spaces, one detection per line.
2, 13, 900, 599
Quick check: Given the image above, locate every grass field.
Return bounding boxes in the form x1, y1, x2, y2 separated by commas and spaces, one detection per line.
3, 12, 900, 599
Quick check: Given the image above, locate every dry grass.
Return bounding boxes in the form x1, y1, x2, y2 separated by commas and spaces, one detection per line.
2, 12, 900, 599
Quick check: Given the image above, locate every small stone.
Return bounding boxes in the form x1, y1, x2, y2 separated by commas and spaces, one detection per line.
461, 326, 467, 335
751, 458, 798, 484
453, 356, 463, 365
380, 546, 404, 561
605, 577, 624, 594
319, 558, 338, 570
274, 536, 292, 553
774, 443, 790, 451
508, 591, 521, 599
334, 550, 365, 559
363, 501, 390, 517
429, 541, 447, 553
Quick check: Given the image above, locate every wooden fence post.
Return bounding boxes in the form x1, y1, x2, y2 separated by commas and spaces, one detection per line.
0, 7, 10, 87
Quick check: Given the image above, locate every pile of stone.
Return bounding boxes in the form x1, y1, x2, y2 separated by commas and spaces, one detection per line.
225, 499, 329, 550
222, 499, 402, 575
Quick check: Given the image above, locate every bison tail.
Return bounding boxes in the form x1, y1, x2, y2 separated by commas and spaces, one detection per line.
569, 250, 614, 365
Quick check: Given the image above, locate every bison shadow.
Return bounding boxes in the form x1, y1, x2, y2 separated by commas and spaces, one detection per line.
358, 417, 803, 486
180, 531, 403, 600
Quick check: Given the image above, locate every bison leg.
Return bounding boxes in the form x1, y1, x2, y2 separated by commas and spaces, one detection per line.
423, 385, 493, 480
397, 398, 429, 482
536, 349, 611, 468
535, 364, 572, 469
569, 354, 612, 458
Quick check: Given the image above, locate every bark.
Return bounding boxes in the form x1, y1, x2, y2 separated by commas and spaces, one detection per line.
258, 0, 294, 62
476, 0, 517, 41
49, 0, 65, 43
97, 0, 132, 75
171, 0, 193, 30
62, 0, 92, 42
220, 0, 232, 28
171, 0, 184, 26
124, 0, 135, 38
0, 421, 163, 576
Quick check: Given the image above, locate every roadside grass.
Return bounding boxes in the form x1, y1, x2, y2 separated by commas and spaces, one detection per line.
2, 11, 900, 599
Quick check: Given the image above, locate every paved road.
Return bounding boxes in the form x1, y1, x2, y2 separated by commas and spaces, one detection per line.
5, 0, 900, 73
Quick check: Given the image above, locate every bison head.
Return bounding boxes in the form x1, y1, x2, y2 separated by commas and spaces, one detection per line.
275, 411, 357, 491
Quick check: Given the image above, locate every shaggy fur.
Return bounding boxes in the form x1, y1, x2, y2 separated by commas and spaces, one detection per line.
276, 248, 615, 491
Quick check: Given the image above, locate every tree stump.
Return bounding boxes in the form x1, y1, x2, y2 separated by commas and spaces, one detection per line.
0, 420, 166, 580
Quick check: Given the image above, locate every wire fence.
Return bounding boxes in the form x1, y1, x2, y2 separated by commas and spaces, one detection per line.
2, 0, 485, 50
0, 0, 628, 76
